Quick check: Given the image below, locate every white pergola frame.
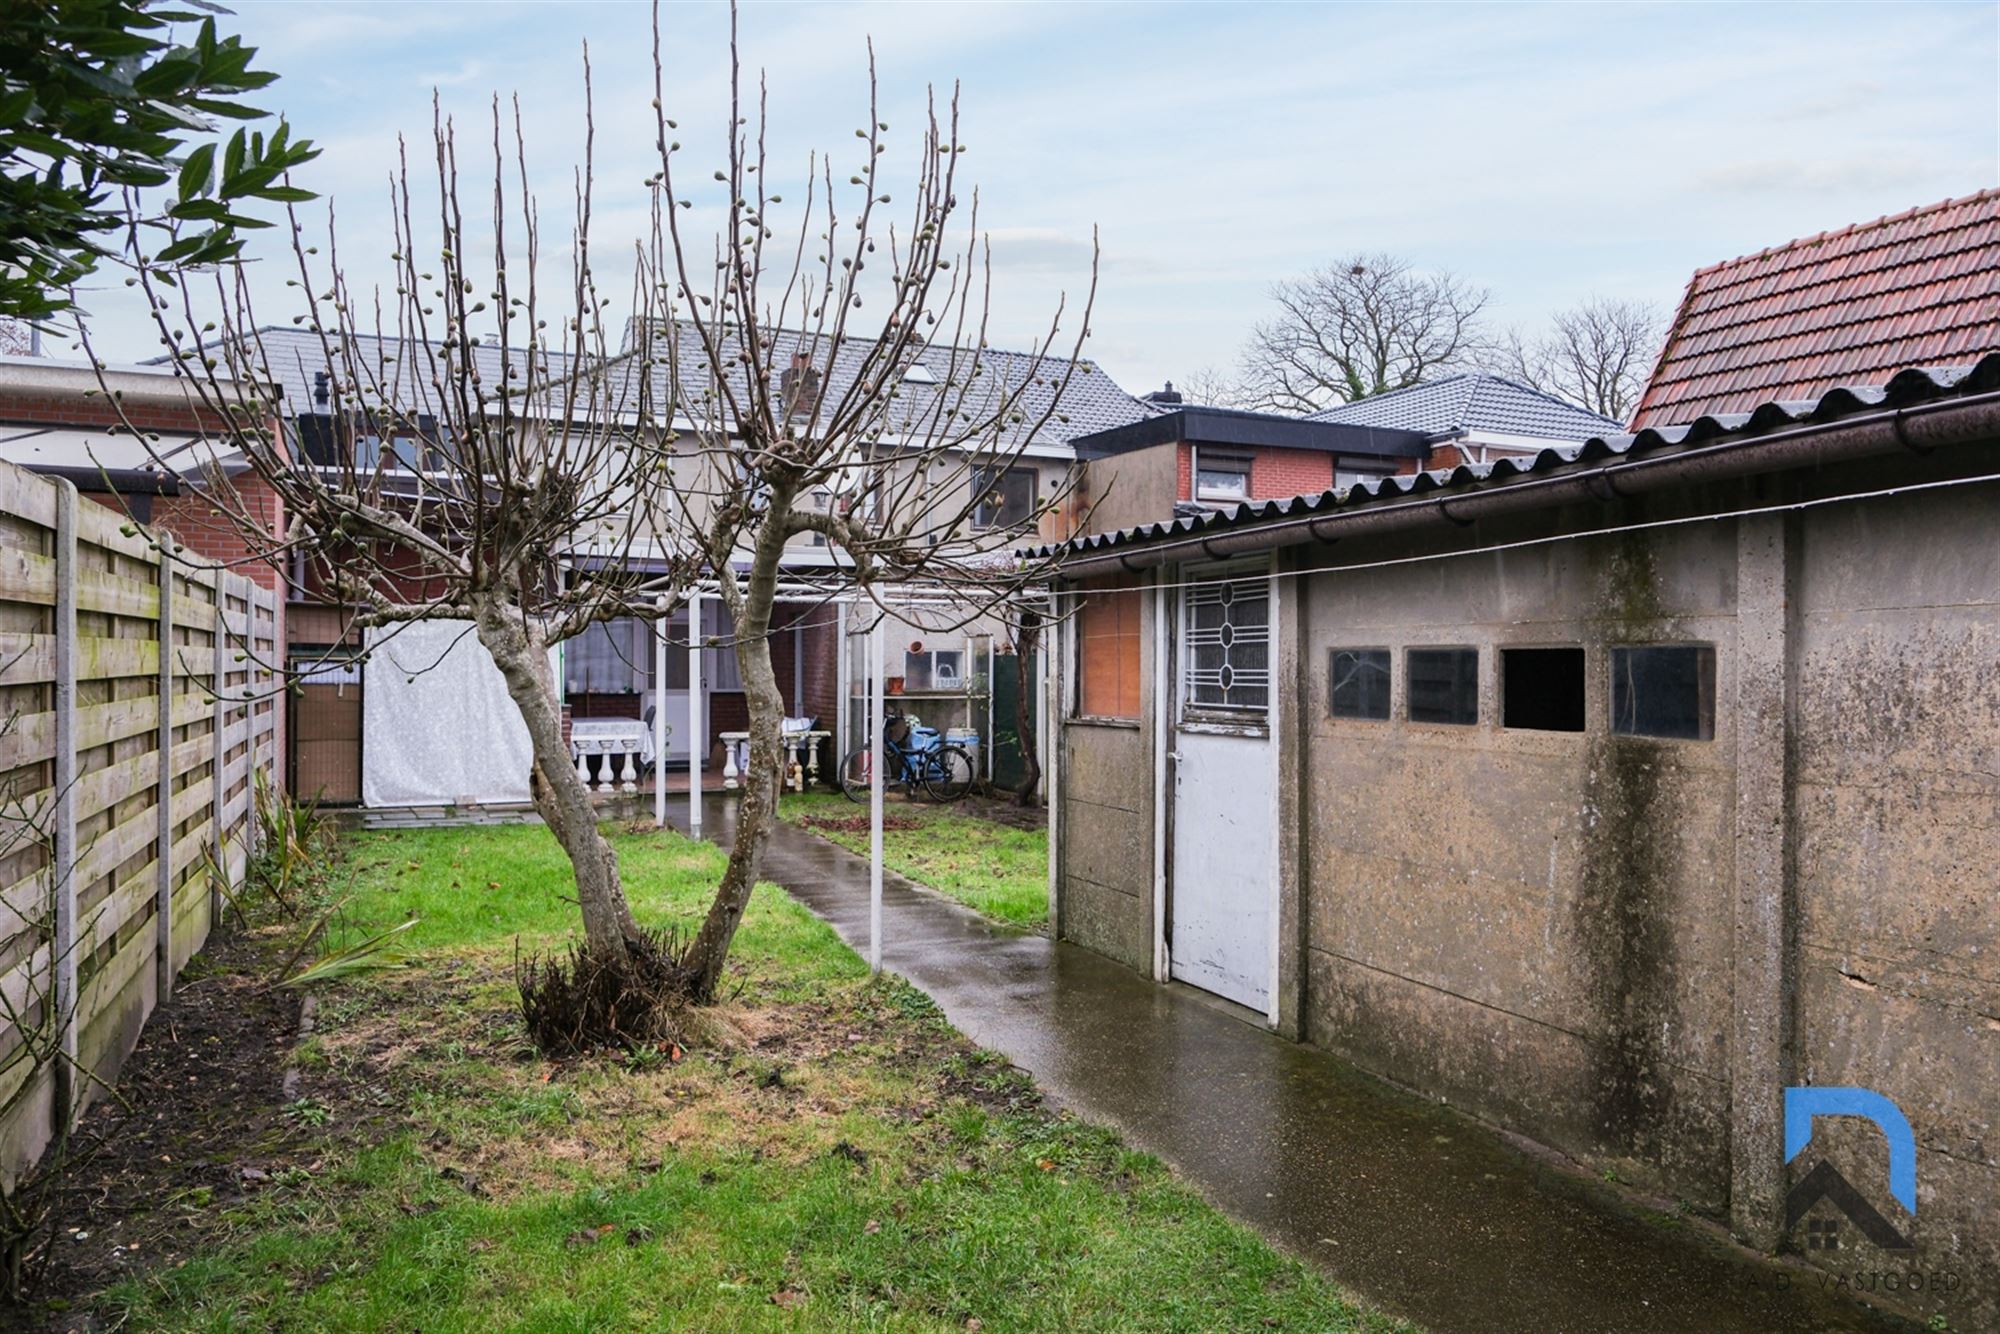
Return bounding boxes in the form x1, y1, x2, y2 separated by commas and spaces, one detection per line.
625, 573, 1039, 975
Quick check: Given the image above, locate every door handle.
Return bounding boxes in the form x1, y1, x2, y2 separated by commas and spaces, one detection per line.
1166, 750, 1183, 763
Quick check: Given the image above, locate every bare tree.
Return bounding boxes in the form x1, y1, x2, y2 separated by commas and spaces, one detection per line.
637, 8, 1095, 998
1488, 296, 1663, 424
1174, 366, 1251, 409
0, 321, 33, 357
99, 83, 705, 985
110, 3, 1094, 1020
1232, 252, 1487, 412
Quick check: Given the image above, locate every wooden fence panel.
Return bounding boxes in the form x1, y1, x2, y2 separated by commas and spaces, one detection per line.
0, 458, 277, 1189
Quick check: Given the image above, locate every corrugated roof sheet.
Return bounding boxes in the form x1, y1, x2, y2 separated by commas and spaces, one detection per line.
1029, 356, 2000, 561
1308, 372, 1622, 441
1632, 189, 2000, 430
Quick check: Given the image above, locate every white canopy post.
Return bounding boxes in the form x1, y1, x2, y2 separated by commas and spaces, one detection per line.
835, 599, 849, 760
869, 615, 885, 974
653, 595, 668, 828
688, 589, 704, 838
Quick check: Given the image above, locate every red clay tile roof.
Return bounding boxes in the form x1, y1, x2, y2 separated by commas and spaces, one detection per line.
1631, 188, 2000, 430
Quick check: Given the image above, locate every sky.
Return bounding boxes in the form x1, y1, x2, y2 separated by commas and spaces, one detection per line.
66, 1, 2000, 397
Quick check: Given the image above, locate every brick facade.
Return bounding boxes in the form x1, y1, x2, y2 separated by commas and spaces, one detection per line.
1174, 442, 1338, 505
1248, 447, 1335, 501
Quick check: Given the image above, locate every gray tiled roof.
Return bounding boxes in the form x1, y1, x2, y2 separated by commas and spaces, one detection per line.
185, 326, 579, 420
597, 319, 1159, 453
202, 323, 1156, 456
1308, 373, 1623, 442
1030, 356, 2000, 560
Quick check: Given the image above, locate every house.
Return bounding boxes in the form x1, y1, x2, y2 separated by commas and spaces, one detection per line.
1633, 187, 2000, 429
1068, 399, 1427, 534
1307, 371, 1625, 466
0, 353, 290, 782
227, 323, 1156, 807
1068, 374, 1619, 541
1032, 355, 2000, 1326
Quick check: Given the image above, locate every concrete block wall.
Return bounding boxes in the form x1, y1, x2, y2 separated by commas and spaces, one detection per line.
1297, 516, 1741, 1211
1787, 482, 1999, 1314
1054, 584, 1160, 974
1054, 449, 2000, 1326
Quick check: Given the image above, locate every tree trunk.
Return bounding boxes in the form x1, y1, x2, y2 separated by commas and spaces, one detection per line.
1012, 608, 1042, 806
472, 596, 642, 963
682, 491, 794, 1001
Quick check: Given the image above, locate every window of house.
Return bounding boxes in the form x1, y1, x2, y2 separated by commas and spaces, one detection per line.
1502, 647, 1586, 732
1196, 454, 1251, 503
972, 465, 1036, 530
295, 411, 438, 471
1611, 645, 1715, 740
902, 647, 965, 692
1329, 648, 1391, 720
1406, 647, 1479, 725
566, 618, 653, 696
1075, 576, 1141, 719
1183, 573, 1269, 712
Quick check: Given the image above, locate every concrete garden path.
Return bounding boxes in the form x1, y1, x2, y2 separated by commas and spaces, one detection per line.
678, 798, 1914, 1334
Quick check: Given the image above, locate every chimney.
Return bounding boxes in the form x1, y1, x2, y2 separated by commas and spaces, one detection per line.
780, 352, 821, 422
1142, 380, 1183, 405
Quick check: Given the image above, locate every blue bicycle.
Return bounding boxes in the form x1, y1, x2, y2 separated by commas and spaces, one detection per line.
839, 708, 974, 803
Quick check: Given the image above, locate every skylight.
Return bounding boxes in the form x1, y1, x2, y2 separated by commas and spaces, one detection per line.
901, 363, 939, 386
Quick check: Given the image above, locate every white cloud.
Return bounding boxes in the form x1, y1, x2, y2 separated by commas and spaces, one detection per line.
69, 1, 2000, 398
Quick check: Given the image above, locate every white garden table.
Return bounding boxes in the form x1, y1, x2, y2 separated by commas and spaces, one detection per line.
570, 717, 659, 792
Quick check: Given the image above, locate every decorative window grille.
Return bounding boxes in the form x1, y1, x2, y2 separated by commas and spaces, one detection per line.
1182, 574, 1270, 711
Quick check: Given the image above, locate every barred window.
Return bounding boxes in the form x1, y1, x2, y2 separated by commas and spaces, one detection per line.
1183, 574, 1269, 712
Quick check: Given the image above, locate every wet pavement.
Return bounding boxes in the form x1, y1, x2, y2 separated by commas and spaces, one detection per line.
675, 797, 1918, 1334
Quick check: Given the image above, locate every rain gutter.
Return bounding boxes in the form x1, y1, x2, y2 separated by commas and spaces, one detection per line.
1050, 391, 2000, 580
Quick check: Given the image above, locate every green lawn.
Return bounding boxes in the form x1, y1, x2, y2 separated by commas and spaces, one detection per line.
781, 792, 1050, 930
96, 823, 1400, 1333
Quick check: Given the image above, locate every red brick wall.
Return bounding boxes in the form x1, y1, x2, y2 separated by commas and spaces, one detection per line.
0, 390, 242, 434
1180, 444, 1337, 504
151, 475, 287, 596
796, 614, 840, 731
1249, 448, 1335, 501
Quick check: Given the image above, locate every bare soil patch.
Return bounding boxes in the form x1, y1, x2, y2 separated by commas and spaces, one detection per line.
24, 927, 315, 1325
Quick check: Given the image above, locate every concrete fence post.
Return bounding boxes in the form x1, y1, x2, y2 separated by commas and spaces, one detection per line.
154, 551, 175, 998
49, 479, 79, 1127
1729, 511, 1797, 1246
211, 597, 227, 920
246, 588, 266, 862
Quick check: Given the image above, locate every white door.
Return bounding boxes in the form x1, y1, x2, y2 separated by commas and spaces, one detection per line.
1170, 569, 1276, 1013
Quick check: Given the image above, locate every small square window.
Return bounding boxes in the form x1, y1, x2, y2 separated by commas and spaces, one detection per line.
1329, 648, 1391, 720
1611, 645, 1715, 740
972, 466, 1036, 530
1197, 461, 1250, 502
1406, 648, 1478, 725
1502, 647, 1586, 732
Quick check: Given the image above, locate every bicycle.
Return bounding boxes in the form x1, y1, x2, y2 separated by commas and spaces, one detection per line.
838, 709, 975, 803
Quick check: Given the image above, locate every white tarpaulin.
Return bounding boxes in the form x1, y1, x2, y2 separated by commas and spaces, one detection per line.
363, 620, 534, 807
